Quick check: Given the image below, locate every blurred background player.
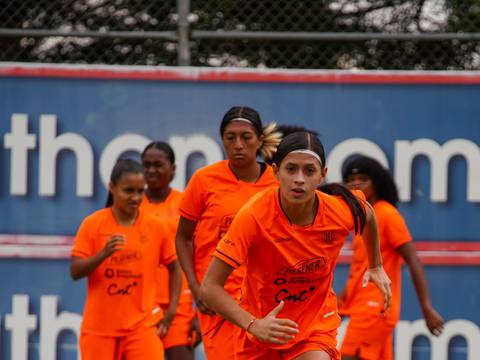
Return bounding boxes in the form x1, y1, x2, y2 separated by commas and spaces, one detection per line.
175, 106, 281, 359
140, 141, 201, 359
339, 155, 444, 360
70, 158, 182, 360
201, 131, 392, 360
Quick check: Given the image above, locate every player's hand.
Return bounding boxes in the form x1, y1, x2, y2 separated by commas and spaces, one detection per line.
157, 310, 175, 338
188, 315, 202, 348
191, 282, 216, 315
249, 301, 299, 345
100, 234, 125, 259
363, 265, 392, 310
423, 305, 445, 336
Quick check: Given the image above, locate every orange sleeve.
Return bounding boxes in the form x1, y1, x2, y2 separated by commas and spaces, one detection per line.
178, 171, 206, 221
214, 207, 257, 269
71, 215, 94, 258
378, 206, 411, 248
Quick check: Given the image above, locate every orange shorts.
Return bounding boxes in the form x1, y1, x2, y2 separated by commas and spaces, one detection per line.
197, 311, 235, 359
160, 301, 195, 349
341, 315, 395, 360
233, 326, 339, 360
79, 326, 164, 360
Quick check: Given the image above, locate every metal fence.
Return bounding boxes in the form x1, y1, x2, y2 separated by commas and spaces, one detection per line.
1, 0, 480, 70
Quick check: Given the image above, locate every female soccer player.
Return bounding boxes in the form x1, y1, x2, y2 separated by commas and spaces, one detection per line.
175, 106, 281, 358
200, 131, 392, 360
339, 156, 444, 360
140, 141, 199, 360
71, 158, 182, 360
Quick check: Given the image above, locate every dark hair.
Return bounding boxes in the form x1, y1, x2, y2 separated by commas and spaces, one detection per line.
141, 141, 175, 164
275, 131, 366, 234
105, 158, 145, 207
220, 106, 263, 137
276, 124, 319, 137
265, 125, 319, 165
319, 183, 366, 235
220, 106, 282, 161
342, 156, 399, 207
273, 131, 326, 167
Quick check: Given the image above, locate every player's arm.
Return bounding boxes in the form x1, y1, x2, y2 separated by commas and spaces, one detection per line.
175, 216, 215, 315
360, 202, 392, 310
157, 259, 182, 337
397, 242, 444, 336
201, 257, 299, 345
336, 285, 348, 314
70, 233, 125, 280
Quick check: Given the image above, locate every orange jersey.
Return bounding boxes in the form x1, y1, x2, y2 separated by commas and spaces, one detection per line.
140, 189, 183, 221
215, 187, 365, 350
179, 160, 277, 296
340, 199, 411, 325
140, 189, 191, 306
72, 208, 176, 336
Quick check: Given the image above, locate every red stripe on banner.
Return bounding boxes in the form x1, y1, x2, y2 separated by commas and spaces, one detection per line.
413, 242, 480, 251
0, 234, 73, 245
1, 234, 480, 265
0, 234, 74, 259
337, 241, 480, 266
0, 245, 72, 259
1, 63, 480, 84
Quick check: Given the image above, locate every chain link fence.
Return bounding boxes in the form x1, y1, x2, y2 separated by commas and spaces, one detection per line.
1, 0, 480, 70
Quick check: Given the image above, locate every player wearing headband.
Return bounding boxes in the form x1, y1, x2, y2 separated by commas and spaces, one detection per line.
200, 131, 392, 360
175, 106, 281, 358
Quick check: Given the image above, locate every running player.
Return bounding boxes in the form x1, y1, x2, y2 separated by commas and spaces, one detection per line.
140, 141, 200, 360
71, 158, 182, 360
200, 131, 392, 360
175, 106, 281, 359
339, 156, 444, 360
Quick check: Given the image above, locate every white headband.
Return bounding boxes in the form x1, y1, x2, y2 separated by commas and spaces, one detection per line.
289, 149, 323, 166
230, 117, 253, 124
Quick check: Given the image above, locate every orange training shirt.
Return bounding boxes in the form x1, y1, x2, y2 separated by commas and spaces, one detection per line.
140, 189, 192, 306
72, 208, 176, 336
340, 199, 411, 325
215, 187, 365, 349
179, 160, 278, 296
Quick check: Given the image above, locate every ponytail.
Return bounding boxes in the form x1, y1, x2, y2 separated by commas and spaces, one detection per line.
259, 122, 282, 161
105, 192, 114, 208
319, 183, 366, 234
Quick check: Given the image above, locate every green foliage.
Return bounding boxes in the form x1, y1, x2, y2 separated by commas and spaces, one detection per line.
0, 0, 479, 69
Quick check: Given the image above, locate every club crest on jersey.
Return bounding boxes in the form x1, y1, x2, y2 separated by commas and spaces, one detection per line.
321, 231, 335, 243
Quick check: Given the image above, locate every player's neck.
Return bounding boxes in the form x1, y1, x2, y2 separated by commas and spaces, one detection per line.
111, 206, 138, 227
280, 193, 318, 226
229, 161, 261, 183
146, 186, 171, 203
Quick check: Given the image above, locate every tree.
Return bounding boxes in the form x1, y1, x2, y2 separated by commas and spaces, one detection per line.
0, 0, 479, 69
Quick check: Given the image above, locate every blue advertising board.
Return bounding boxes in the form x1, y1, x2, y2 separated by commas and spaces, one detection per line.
0, 64, 479, 359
